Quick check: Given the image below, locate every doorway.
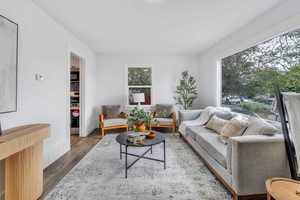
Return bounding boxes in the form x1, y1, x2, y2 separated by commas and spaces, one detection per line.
69, 53, 85, 148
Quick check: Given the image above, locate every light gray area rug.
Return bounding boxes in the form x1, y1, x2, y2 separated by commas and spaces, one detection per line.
45, 134, 232, 200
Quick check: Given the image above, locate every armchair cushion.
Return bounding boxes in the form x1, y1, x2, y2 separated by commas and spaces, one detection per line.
154, 118, 173, 125
103, 118, 127, 127
102, 105, 121, 119
155, 104, 174, 118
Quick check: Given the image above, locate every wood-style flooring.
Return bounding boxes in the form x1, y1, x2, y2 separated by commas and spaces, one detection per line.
39, 129, 103, 199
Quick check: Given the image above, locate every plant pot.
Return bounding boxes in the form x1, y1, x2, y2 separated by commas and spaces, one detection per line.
135, 122, 146, 132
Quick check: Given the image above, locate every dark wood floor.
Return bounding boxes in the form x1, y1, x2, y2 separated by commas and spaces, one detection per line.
39, 129, 103, 199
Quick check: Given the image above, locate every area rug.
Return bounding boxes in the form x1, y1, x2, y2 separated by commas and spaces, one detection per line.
44, 134, 232, 200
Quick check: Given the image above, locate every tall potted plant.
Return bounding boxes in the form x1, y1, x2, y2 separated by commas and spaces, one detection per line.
126, 107, 159, 132
174, 71, 198, 110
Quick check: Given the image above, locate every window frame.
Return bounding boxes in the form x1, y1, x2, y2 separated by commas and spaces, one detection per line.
125, 64, 153, 107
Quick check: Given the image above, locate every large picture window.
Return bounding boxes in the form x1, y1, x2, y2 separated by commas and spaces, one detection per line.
222, 28, 300, 120
127, 66, 152, 105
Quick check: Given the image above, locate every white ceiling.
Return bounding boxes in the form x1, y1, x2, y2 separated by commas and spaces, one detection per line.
34, 0, 282, 55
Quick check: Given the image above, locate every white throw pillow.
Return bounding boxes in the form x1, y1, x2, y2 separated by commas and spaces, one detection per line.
198, 106, 230, 125
205, 115, 228, 134
244, 117, 279, 136
220, 115, 249, 142
198, 107, 216, 125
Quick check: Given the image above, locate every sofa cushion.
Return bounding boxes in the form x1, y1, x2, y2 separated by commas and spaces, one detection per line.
154, 118, 173, 125
179, 119, 201, 136
103, 118, 127, 127
102, 105, 121, 119
187, 126, 227, 168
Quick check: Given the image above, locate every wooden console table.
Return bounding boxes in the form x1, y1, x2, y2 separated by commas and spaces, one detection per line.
0, 124, 51, 200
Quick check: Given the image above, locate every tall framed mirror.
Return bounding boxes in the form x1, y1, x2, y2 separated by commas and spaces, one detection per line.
276, 90, 300, 180
0, 14, 18, 114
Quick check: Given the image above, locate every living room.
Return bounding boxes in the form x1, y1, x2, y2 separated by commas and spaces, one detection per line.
0, 0, 300, 200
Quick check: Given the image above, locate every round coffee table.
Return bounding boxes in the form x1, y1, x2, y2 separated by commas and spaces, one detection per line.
116, 131, 166, 178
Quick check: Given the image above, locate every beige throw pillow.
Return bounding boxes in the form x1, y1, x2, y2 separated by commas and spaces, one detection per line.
206, 115, 228, 134
220, 116, 249, 142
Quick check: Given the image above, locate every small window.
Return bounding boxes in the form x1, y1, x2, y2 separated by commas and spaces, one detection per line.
127, 66, 152, 105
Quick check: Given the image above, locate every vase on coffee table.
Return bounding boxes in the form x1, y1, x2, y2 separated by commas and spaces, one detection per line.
135, 122, 146, 132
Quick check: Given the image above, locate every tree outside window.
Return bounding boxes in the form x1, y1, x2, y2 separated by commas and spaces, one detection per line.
222, 29, 300, 120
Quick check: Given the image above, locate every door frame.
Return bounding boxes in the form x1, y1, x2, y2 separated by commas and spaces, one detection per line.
67, 51, 86, 138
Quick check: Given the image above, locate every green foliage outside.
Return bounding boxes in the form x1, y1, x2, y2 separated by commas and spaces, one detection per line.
223, 59, 300, 99
222, 28, 300, 119
128, 67, 152, 86
174, 71, 198, 110
235, 102, 272, 118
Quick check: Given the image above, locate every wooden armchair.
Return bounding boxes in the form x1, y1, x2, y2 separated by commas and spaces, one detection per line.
149, 110, 176, 133
99, 105, 128, 137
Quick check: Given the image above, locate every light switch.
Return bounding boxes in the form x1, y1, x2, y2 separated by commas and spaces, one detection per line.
35, 74, 44, 81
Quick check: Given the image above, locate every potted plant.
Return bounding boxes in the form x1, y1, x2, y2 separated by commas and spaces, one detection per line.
174, 70, 198, 110
126, 107, 159, 132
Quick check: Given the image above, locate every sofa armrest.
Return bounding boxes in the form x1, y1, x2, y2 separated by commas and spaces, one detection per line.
228, 135, 289, 195
178, 109, 202, 125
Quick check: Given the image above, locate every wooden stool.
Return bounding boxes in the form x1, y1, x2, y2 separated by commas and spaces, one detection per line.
266, 178, 300, 200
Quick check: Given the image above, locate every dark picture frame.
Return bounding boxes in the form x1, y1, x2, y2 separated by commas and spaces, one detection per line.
0, 14, 18, 114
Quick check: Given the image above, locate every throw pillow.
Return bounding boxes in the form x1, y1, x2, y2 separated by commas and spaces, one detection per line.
198, 106, 231, 125
102, 105, 121, 119
206, 115, 228, 134
244, 117, 279, 136
198, 106, 217, 125
214, 111, 237, 120
220, 115, 249, 142
155, 104, 173, 118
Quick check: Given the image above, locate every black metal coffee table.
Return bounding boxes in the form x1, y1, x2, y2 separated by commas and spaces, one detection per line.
116, 131, 166, 178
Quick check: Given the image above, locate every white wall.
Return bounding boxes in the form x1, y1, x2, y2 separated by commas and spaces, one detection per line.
198, 0, 300, 107
0, 0, 98, 168
97, 55, 202, 112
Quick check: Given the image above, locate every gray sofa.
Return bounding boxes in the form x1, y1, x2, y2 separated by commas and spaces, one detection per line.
178, 109, 289, 200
